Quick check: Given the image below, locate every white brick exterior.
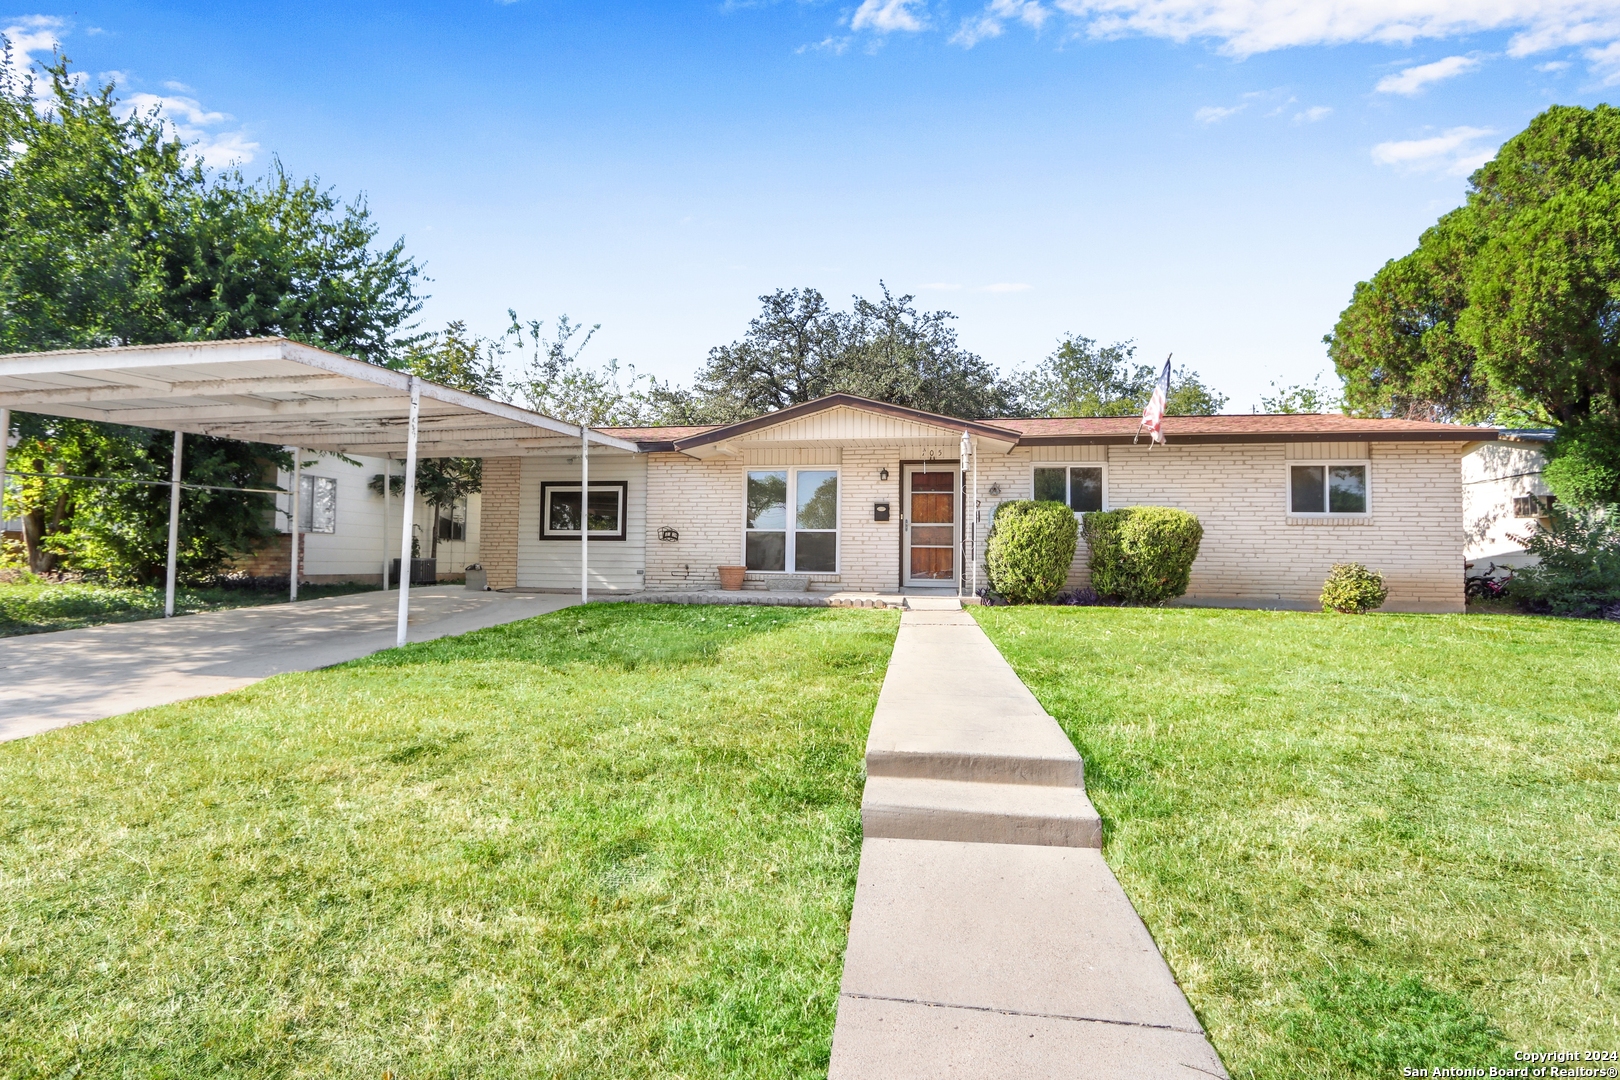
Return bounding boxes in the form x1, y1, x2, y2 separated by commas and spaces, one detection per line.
477, 408, 1471, 612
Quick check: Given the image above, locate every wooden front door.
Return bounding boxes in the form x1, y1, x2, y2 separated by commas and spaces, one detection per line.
905, 469, 957, 585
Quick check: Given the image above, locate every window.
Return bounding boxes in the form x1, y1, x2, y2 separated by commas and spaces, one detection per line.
437, 499, 466, 542
746, 469, 839, 572
1289, 464, 1369, 515
297, 475, 336, 533
1033, 465, 1105, 513
1513, 494, 1556, 518
540, 481, 627, 540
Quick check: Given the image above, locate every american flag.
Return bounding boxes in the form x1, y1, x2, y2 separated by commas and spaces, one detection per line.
1137, 356, 1172, 446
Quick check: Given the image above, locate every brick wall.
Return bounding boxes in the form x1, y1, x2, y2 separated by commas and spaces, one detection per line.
481, 457, 522, 590
966, 441, 1465, 612
644, 453, 743, 590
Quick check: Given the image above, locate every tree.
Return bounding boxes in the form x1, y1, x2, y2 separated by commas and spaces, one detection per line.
1327, 104, 1620, 504
1016, 335, 1227, 417
1257, 374, 1342, 415
505, 312, 655, 426
661, 285, 1020, 423
0, 50, 426, 579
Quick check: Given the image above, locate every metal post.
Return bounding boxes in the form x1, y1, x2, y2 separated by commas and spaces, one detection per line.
396, 379, 420, 648
970, 435, 979, 600
290, 447, 301, 602
959, 431, 970, 598
164, 431, 183, 617
381, 454, 391, 591
0, 408, 10, 536
580, 423, 589, 605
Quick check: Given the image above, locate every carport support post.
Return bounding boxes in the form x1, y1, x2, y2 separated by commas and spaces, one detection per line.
580, 423, 589, 605
164, 431, 183, 617
290, 447, 301, 602
0, 408, 9, 532
395, 378, 420, 648
381, 454, 391, 590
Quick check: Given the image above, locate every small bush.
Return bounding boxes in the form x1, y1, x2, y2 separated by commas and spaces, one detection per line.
1320, 563, 1388, 614
984, 500, 1078, 604
1505, 505, 1620, 617
1081, 506, 1203, 604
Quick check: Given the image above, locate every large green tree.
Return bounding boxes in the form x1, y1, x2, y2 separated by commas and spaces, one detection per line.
1016, 334, 1227, 417
657, 286, 1020, 423
1, 53, 426, 579
1327, 104, 1620, 504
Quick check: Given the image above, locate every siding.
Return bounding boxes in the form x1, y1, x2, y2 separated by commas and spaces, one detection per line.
517, 453, 648, 591
1463, 442, 1549, 565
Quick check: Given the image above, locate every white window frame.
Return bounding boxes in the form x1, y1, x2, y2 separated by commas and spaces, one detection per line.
743, 467, 841, 574
297, 475, 337, 534
540, 481, 628, 540
1031, 463, 1108, 514
1287, 460, 1372, 517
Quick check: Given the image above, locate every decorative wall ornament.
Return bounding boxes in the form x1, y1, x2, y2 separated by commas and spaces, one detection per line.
658, 526, 680, 542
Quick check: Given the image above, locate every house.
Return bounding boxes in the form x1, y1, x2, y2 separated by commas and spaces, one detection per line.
471, 394, 1497, 613
1463, 430, 1555, 572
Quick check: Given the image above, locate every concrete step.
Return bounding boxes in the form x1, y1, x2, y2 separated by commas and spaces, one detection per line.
865, 608, 1085, 788
829, 839, 1224, 1079
862, 775, 1103, 849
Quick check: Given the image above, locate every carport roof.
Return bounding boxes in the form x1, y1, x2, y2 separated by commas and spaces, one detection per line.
0, 337, 639, 455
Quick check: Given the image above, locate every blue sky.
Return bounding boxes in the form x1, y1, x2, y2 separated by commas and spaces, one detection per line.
7, 1, 1620, 412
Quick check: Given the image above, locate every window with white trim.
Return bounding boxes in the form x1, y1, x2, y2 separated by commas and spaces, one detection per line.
746, 468, 839, 572
1033, 465, 1105, 512
298, 475, 337, 533
540, 481, 627, 540
1289, 463, 1369, 515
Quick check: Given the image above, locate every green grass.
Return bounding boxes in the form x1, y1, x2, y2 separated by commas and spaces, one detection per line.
0, 602, 899, 1078
0, 578, 380, 636
974, 606, 1620, 1079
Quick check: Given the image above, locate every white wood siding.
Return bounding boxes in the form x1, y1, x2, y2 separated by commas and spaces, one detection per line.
516, 454, 647, 591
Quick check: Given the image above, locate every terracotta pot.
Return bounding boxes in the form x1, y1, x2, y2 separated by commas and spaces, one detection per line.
717, 565, 747, 591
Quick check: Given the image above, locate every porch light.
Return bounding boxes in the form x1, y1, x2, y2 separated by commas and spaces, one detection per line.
880, 468, 889, 481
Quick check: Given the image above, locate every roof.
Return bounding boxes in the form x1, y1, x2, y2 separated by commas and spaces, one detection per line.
602, 399, 1498, 452
0, 338, 640, 456
992, 413, 1499, 444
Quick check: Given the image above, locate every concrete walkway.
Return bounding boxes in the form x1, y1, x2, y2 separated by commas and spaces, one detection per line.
829, 599, 1227, 1078
0, 586, 572, 742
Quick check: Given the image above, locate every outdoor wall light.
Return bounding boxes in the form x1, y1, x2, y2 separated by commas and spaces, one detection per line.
879, 468, 889, 481
988, 482, 1002, 497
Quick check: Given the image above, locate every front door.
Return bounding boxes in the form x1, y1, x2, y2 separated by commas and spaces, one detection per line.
904, 468, 958, 586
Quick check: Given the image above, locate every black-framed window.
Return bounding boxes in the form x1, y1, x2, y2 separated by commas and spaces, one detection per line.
746, 469, 839, 572
540, 480, 628, 540
1289, 464, 1368, 514
1033, 466, 1104, 512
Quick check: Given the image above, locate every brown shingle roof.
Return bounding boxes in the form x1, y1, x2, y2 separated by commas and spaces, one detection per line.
596, 406, 1497, 448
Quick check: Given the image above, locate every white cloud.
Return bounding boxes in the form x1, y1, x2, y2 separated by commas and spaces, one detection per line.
1375, 54, 1480, 94
2, 14, 61, 63
798, 35, 852, 54
851, 0, 927, 33
1584, 39, 1620, 81
1536, 59, 1572, 70
1372, 125, 1497, 175
1033, 1, 1620, 60
952, 0, 1050, 46
1195, 103, 1245, 123
982, 282, 1033, 292
1295, 105, 1333, 122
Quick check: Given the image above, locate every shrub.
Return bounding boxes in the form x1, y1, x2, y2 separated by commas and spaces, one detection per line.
1320, 563, 1389, 614
1504, 505, 1620, 617
1081, 506, 1203, 604
984, 500, 1078, 604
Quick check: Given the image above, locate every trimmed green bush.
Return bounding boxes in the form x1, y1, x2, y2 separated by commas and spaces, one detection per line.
985, 500, 1079, 604
1504, 505, 1620, 617
1320, 563, 1389, 614
1081, 506, 1203, 604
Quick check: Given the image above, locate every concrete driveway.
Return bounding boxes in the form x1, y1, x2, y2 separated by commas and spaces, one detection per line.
0, 586, 575, 742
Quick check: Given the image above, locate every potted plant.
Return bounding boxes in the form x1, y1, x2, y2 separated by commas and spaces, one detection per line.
718, 565, 746, 591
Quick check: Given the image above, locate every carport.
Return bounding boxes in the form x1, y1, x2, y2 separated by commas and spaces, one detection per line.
0, 337, 638, 645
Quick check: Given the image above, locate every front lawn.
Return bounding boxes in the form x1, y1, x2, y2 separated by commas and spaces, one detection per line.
0, 577, 379, 636
975, 606, 1620, 1079
0, 603, 898, 1078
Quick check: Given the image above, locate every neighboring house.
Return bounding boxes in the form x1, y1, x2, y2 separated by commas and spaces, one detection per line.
473, 394, 1496, 613
235, 452, 482, 584
1463, 429, 1556, 572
